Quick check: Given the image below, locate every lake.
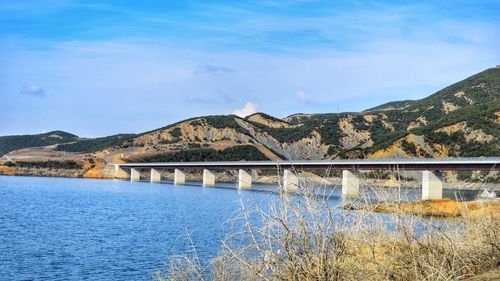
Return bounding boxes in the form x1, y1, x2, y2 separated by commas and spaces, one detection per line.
0, 176, 479, 280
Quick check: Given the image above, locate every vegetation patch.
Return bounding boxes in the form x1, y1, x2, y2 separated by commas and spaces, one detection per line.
401, 139, 417, 155
204, 115, 251, 135
5, 160, 82, 169
56, 134, 135, 153
0, 131, 78, 156
170, 127, 182, 138
133, 145, 269, 162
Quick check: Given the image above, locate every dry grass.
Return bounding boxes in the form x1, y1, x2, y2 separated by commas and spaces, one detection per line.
346, 198, 500, 218
464, 268, 500, 280
152, 169, 500, 281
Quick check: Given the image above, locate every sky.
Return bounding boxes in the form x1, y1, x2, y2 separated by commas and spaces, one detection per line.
0, 0, 499, 137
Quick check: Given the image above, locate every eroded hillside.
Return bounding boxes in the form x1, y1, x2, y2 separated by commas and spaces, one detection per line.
1, 68, 499, 179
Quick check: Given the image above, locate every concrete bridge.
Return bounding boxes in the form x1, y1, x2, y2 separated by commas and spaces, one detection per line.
115, 157, 499, 200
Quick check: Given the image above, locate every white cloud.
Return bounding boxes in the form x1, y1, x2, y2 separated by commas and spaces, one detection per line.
195, 64, 234, 76
20, 84, 45, 96
232, 102, 257, 117
296, 90, 307, 103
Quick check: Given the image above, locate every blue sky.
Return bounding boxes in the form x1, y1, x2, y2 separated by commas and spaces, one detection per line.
1, 0, 499, 136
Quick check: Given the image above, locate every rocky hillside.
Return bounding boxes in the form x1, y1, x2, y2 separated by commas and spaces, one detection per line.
1, 68, 499, 172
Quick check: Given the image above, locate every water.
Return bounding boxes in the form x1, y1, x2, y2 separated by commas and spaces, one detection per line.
0, 176, 279, 281
0, 176, 481, 281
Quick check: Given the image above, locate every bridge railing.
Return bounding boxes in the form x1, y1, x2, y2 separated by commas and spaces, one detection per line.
113, 157, 499, 200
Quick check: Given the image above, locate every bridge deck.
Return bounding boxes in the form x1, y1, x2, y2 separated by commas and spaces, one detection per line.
117, 157, 499, 171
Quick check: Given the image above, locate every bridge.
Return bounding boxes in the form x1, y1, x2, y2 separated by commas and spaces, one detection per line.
115, 157, 499, 200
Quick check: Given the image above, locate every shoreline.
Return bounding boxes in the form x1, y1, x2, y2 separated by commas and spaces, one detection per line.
344, 198, 500, 218
0, 171, 496, 193
1, 161, 498, 192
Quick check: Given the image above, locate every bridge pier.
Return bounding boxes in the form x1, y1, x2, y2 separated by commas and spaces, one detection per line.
283, 169, 298, 192
238, 169, 252, 189
130, 168, 140, 182
203, 169, 215, 187
113, 158, 497, 195
422, 170, 443, 200
342, 170, 359, 198
114, 165, 128, 179
174, 169, 186, 185
150, 169, 161, 183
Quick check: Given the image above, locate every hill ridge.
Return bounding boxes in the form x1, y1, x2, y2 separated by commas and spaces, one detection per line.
1, 68, 498, 163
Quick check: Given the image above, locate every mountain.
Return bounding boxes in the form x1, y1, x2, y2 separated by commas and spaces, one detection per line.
0, 131, 79, 156
1, 68, 499, 171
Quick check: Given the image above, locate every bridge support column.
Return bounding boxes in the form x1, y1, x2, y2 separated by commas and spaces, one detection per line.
114, 165, 128, 179
150, 169, 161, 183
283, 169, 298, 192
130, 168, 140, 182
422, 171, 442, 200
342, 170, 359, 198
203, 169, 215, 187
174, 169, 186, 185
238, 169, 252, 189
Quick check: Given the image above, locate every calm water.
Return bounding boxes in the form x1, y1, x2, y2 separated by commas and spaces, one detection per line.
0, 176, 480, 281
0, 176, 280, 281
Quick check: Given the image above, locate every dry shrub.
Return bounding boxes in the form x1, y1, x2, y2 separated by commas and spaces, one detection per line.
153, 169, 500, 281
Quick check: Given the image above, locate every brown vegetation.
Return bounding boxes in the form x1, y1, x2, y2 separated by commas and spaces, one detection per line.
152, 176, 500, 281
346, 198, 500, 218
0, 163, 15, 175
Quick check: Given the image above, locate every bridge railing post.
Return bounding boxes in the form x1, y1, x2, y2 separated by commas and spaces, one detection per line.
203, 169, 215, 187
342, 170, 359, 198
174, 169, 186, 185
130, 168, 140, 182
150, 168, 161, 183
422, 170, 443, 200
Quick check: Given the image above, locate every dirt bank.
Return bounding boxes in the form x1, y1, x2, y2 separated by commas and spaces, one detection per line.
345, 198, 500, 218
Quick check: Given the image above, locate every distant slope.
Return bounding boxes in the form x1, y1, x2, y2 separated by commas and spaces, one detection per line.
364, 100, 416, 112
0, 131, 78, 156
246, 112, 291, 128
282, 113, 318, 124
55, 134, 135, 153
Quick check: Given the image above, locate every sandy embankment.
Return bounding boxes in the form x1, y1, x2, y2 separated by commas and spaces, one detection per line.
0, 159, 117, 179
345, 198, 500, 218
